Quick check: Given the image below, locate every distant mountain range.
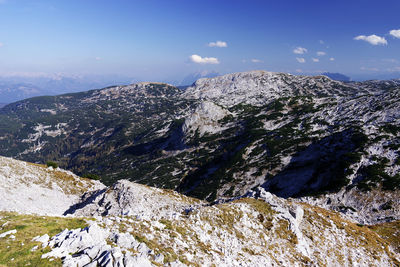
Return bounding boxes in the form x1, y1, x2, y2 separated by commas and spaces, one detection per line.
320, 72, 400, 82
179, 70, 220, 85
0, 74, 138, 103
0, 72, 223, 103
321, 72, 351, 82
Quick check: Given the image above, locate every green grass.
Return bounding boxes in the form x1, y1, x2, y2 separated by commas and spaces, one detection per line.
0, 211, 88, 266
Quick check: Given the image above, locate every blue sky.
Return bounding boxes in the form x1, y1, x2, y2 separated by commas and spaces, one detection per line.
0, 0, 399, 81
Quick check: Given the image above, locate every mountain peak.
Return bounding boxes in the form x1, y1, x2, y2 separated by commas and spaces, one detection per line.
184, 70, 357, 107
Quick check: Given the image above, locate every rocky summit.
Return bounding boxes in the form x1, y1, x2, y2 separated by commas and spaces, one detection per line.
0, 71, 399, 266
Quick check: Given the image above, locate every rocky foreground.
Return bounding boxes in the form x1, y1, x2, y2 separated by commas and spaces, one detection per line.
0, 156, 399, 266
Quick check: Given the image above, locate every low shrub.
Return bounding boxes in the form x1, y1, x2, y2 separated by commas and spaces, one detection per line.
82, 173, 101, 180
46, 161, 58, 168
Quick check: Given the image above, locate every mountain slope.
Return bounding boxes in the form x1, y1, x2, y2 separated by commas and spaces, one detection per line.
0, 156, 104, 215
0, 82, 193, 187
0, 157, 399, 266
0, 71, 399, 222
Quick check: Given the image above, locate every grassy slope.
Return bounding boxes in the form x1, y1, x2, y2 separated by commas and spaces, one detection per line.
0, 212, 88, 267
0, 201, 399, 266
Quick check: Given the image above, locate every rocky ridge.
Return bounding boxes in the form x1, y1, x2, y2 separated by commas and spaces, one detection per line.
0, 157, 399, 266
65, 179, 204, 220
183, 70, 364, 107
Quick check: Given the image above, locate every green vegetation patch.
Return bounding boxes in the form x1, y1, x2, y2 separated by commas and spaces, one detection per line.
381, 124, 400, 136
0, 211, 88, 266
357, 159, 400, 191
82, 173, 101, 180
46, 161, 58, 169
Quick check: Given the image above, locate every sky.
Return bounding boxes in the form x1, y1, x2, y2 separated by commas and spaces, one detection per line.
0, 0, 399, 82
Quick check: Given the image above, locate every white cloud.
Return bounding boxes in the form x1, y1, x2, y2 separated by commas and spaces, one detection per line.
390, 29, 400, 39
312, 58, 319, 62
251, 59, 263, 63
354, 34, 387, 45
296, 57, 306, 63
293, 47, 308, 54
189, 54, 220, 64
95, 57, 102, 61
0, 42, 3, 47
208, 41, 227, 48
316, 51, 326, 56
329, 57, 335, 61
319, 40, 324, 44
